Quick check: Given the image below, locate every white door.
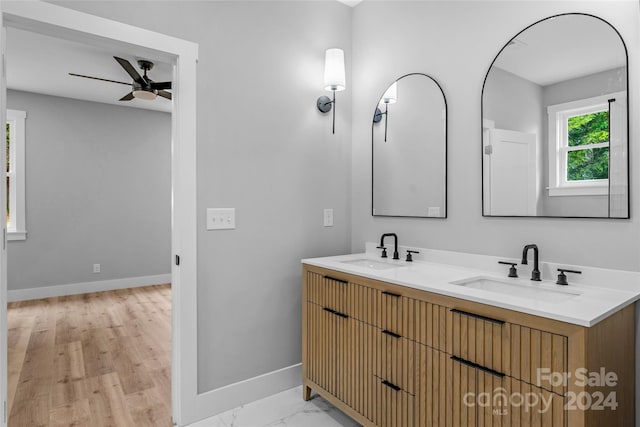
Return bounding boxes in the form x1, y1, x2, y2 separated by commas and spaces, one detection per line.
484, 128, 537, 216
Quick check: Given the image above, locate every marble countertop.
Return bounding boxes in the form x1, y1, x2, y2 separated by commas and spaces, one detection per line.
302, 252, 640, 327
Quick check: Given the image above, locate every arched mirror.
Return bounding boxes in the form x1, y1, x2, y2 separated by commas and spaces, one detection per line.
372, 73, 447, 218
482, 13, 628, 218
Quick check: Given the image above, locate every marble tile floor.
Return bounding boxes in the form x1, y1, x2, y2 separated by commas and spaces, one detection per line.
188, 386, 361, 427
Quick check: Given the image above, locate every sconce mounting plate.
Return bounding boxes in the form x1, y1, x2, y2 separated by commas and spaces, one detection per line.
317, 96, 333, 113
373, 107, 383, 123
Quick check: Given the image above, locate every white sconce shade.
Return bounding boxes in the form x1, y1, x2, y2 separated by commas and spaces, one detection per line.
323, 48, 346, 92
380, 82, 397, 104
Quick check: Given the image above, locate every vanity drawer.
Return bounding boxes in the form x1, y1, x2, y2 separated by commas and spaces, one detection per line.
306, 271, 349, 314
414, 299, 449, 351
373, 375, 415, 427
508, 324, 568, 396
447, 308, 568, 394
375, 329, 415, 395
448, 308, 506, 375
378, 289, 415, 339
347, 280, 378, 325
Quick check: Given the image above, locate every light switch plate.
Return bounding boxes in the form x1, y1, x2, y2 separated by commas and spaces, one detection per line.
207, 208, 236, 230
323, 209, 334, 227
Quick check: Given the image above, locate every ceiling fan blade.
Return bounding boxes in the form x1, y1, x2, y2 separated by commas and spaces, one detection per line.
157, 90, 172, 100
150, 81, 172, 90
119, 92, 135, 101
113, 56, 146, 86
69, 73, 131, 86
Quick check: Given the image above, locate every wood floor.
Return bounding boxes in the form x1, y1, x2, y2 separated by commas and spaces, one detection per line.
7, 284, 172, 427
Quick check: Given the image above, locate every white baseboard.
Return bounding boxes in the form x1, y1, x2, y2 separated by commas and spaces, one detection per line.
8, 273, 171, 302
189, 363, 302, 425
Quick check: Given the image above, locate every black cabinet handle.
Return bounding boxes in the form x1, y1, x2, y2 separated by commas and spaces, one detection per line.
450, 308, 505, 325
323, 307, 348, 319
324, 275, 348, 285
450, 355, 505, 378
382, 330, 401, 339
381, 380, 401, 391
382, 291, 401, 298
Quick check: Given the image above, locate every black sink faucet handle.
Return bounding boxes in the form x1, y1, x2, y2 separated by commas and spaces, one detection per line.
406, 250, 420, 262
376, 245, 388, 258
498, 261, 518, 278
556, 268, 582, 286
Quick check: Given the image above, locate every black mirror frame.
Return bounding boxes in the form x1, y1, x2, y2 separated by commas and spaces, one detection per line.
480, 13, 630, 219
371, 72, 449, 219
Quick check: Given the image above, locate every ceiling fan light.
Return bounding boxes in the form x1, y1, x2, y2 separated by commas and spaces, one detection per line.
133, 89, 157, 100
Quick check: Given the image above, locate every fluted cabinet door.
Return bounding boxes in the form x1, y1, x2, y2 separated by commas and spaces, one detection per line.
416, 344, 451, 427
343, 319, 376, 423
449, 356, 478, 427
306, 303, 336, 395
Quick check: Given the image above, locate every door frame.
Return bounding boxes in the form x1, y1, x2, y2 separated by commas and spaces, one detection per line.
0, 3, 199, 425
482, 118, 495, 214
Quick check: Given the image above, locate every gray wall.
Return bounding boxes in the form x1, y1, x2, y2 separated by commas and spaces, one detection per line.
541, 67, 627, 217
51, 0, 353, 392
484, 66, 544, 136
351, 1, 640, 271
7, 89, 171, 290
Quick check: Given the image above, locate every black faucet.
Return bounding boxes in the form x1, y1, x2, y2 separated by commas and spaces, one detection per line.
378, 233, 399, 260
521, 244, 541, 281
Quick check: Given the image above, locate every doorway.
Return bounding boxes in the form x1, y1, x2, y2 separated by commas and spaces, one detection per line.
0, 3, 198, 426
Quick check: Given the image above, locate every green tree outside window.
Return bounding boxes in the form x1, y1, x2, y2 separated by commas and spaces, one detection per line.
567, 111, 609, 181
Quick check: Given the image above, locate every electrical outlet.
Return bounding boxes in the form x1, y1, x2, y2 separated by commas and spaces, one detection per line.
207, 208, 236, 230
323, 209, 334, 227
93, 263, 101, 273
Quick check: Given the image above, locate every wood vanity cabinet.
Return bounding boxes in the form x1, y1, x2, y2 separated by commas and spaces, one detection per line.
302, 264, 635, 427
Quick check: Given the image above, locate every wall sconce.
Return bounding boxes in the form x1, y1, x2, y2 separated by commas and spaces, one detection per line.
317, 48, 346, 134
373, 82, 397, 142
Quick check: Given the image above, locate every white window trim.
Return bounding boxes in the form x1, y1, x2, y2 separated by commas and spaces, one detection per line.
6, 109, 26, 240
547, 92, 624, 197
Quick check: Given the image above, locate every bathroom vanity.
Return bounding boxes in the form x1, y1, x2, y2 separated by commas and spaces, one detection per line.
301, 249, 639, 427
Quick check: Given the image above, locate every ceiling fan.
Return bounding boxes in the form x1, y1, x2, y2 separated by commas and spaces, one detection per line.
69, 56, 172, 101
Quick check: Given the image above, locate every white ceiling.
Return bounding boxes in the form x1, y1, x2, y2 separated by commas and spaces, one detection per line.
493, 15, 626, 87
6, 27, 173, 113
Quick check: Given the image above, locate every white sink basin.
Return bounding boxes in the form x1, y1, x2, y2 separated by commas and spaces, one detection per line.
341, 258, 403, 270
451, 276, 581, 303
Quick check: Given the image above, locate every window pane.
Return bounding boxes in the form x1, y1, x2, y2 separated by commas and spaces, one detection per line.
567, 147, 609, 181
568, 111, 609, 147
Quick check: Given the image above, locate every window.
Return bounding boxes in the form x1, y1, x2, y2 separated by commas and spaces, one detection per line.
547, 92, 623, 197
6, 109, 26, 240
